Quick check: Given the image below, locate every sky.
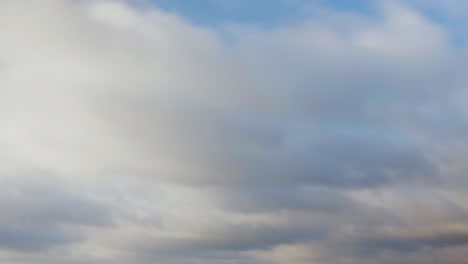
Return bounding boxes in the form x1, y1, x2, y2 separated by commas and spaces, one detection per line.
2, 0, 468, 263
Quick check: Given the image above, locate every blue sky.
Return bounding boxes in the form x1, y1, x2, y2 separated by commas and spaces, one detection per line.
146, 0, 468, 44
148, 0, 375, 26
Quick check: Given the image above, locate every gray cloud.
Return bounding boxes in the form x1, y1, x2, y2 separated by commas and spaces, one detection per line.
0, 225, 72, 252
0, 176, 113, 252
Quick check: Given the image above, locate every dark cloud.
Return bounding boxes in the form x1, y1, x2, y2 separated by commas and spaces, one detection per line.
216, 185, 357, 213
120, 221, 328, 261
356, 232, 468, 254
0, 225, 73, 252
0, 176, 113, 252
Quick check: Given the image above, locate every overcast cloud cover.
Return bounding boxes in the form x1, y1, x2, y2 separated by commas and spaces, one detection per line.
2, 0, 468, 263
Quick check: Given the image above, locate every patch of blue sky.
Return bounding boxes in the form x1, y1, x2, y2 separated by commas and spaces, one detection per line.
319, 0, 375, 15
412, 8, 468, 46
143, 0, 468, 46
147, 0, 377, 27
147, 0, 287, 26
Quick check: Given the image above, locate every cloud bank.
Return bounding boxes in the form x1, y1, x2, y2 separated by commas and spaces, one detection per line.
1, 0, 468, 263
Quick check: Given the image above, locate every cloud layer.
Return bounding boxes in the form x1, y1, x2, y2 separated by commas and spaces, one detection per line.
1, 0, 468, 263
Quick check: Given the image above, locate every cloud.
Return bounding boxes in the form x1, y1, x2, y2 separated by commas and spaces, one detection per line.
0, 176, 112, 252
1, 0, 468, 264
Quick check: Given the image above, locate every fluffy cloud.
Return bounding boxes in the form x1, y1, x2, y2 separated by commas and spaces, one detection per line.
1, 0, 468, 263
